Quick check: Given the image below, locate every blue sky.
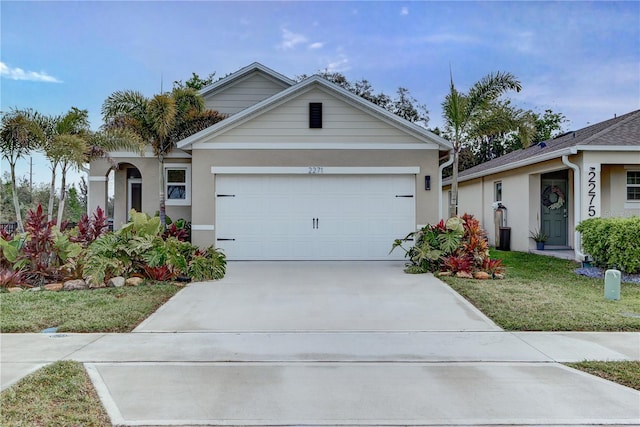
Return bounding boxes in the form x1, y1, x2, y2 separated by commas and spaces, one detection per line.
1, 1, 639, 186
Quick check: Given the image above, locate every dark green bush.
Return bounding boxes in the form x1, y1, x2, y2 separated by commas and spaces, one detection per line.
576, 216, 640, 273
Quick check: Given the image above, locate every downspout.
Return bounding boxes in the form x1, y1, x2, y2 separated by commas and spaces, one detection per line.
82, 166, 90, 216
438, 150, 454, 220
562, 150, 586, 260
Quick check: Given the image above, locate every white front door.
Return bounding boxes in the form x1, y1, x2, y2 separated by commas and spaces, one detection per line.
215, 175, 415, 260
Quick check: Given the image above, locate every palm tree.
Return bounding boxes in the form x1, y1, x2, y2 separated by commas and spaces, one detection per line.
39, 108, 92, 223
0, 109, 44, 232
101, 87, 225, 226
442, 71, 522, 217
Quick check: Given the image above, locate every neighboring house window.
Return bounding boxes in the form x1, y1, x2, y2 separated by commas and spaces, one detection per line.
165, 164, 191, 206
628, 171, 640, 201
309, 102, 322, 128
494, 181, 502, 202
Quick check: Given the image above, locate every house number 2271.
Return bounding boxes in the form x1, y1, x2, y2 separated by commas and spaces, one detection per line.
308, 167, 324, 174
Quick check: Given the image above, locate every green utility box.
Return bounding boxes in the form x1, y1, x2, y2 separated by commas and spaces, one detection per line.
604, 269, 621, 301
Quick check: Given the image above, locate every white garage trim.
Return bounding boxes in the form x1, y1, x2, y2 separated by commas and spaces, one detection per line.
191, 224, 215, 231
195, 142, 438, 150
211, 166, 420, 175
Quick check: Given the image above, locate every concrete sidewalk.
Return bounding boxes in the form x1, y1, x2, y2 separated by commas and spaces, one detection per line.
2, 261, 639, 426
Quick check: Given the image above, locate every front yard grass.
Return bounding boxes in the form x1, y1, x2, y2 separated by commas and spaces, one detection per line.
0, 284, 181, 333
567, 361, 640, 391
0, 361, 111, 427
440, 250, 640, 331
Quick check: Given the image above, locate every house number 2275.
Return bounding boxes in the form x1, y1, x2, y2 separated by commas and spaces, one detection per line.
308, 167, 324, 174
587, 167, 597, 217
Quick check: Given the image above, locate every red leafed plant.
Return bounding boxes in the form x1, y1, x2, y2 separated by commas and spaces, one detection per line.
441, 254, 473, 274
142, 264, 175, 281
0, 269, 25, 288
163, 223, 189, 242
16, 204, 61, 285
70, 206, 110, 247
482, 258, 505, 276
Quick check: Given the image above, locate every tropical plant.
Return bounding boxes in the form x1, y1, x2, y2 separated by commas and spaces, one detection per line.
68, 206, 110, 247
188, 246, 226, 281
83, 209, 226, 285
391, 217, 465, 273
101, 87, 225, 226
442, 70, 522, 217
529, 228, 549, 243
0, 109, 44, 232
11, 204, 82, 286
392, 214, 504, 278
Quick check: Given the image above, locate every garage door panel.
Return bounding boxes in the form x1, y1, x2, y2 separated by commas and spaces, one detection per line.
215, 175, 415, 260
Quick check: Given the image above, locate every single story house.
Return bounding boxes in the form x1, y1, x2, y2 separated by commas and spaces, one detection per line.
442, 109, 640, 259
89, 63, 453, 260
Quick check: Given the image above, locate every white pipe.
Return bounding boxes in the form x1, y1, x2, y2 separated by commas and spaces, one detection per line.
82, 166, 90, 216
438, 150, 454, 219
562, 153, 586, 260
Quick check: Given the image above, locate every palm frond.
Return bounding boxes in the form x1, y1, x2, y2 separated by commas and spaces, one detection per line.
101, 90, 149, 121
147, 94, 177, 143
171, 87, 205, 117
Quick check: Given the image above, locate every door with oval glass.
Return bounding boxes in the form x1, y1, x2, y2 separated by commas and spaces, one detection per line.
541, 172, 568, 247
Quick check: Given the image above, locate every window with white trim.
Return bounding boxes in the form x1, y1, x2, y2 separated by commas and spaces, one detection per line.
627, 171, 640, 201
165, 164, 191, 206
494, 181, 502, 202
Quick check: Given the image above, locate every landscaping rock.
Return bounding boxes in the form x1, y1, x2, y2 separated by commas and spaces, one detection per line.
63, 279, 87, 291
473, 271, 491, 280
7, 287, 23, 293
494, 273, 505, 280
88, 282, 107, 289
107, 276, 126, 288
455, 271, 474, 279
44, 283, 63, 292
125, 277, 144, 287
30, 287, 42, 292
437, 271, 453, 277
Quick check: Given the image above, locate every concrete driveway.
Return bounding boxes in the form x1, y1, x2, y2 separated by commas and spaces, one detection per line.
3, 261, 640, 426
134, 261, 500, 332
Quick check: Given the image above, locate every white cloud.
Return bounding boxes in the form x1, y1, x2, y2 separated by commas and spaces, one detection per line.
0, 61, 62, 83
325, 55, 350, 73
308, 42, 324, 50
278, 28, 308, 50
400, 6, 409, 16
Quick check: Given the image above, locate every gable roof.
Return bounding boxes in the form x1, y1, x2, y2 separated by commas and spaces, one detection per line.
198, 62, 295, 98
180, 74, 452, 150
448, 109, 640, 184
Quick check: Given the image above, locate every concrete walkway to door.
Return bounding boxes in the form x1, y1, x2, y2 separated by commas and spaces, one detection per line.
2, 262, 639, 426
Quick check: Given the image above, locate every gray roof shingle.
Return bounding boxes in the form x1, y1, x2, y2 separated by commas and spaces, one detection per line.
450, 109, 640, 182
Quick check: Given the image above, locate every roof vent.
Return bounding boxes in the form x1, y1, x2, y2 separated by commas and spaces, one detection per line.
538, 141, 547, 148
309, 103, 322, 128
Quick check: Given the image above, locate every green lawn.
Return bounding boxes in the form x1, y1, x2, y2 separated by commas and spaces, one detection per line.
0, 361, 111, 427
440, 250, 640, 331
0, 284, 181, 333
567, 361, 640, 391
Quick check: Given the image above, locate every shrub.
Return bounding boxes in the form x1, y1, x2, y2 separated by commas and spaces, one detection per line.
83, 210, 226, 285
577, 216, 640, 273
391, 213, 502, 277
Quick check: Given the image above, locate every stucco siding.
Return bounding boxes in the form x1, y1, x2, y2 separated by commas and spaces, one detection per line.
189, 148, 440, 248
209, 88, 424, 144
203, 72, 288, 115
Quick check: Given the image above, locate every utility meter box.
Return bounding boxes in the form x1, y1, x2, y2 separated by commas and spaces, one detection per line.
604, 269, 621, 301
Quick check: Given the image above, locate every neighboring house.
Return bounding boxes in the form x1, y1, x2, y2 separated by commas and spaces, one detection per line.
442, 109, 640, 259
89, 63, 452, 260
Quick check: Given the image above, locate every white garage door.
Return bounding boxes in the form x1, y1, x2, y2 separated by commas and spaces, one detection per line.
215, 174, 415, 260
